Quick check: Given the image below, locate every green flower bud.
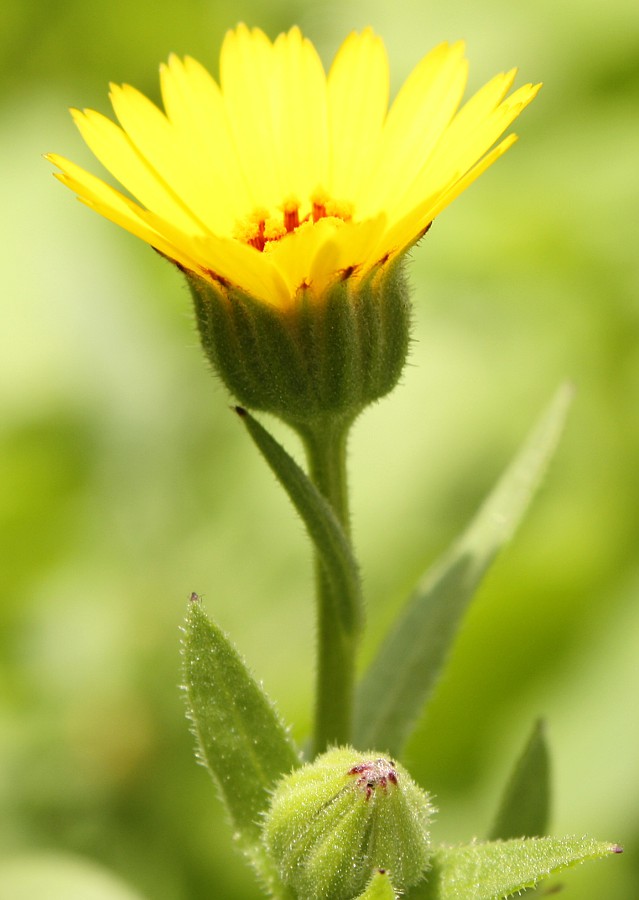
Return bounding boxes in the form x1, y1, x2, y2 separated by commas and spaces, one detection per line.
262, 747, 435, 900
186, 260, 410, 432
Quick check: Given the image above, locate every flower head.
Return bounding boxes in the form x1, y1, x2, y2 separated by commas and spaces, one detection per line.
48, 25, 540, 310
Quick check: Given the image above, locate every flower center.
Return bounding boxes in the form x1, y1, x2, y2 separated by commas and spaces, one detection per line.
235, 193, 353, 252
348, 758, 398, 800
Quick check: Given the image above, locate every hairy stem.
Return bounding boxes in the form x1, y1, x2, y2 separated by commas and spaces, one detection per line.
302, 419, 361, 755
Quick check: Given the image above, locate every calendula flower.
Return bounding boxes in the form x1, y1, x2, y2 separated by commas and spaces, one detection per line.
48, 25, 539, 311
49, 26, 540, 428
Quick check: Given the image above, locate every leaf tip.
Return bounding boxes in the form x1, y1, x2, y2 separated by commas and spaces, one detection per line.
559, 378, 576, 399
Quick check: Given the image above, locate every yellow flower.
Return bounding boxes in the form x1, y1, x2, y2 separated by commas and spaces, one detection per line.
48, 25, 540, 310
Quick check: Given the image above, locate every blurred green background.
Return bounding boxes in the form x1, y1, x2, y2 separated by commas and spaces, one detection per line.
2, 0, 638, 896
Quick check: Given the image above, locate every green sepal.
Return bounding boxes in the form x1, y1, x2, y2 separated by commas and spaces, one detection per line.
416, 836, 622, 899
354, 869, 398, 899
187, 259, 411, 430
354, 384, 573, 757
235, 408, 362, 635
489, 720, 551, 841
182, 597, 300, 893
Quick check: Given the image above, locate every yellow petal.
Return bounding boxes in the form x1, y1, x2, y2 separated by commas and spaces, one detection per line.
357, 42, 468, 217
424, 133, 520, 222
46, 153, 203, 271
378, 133, 520, 258
309, 214, 387, 294
379, 69, 515, 229
327, 29, 389, 203
70, 107, 204, 234
264, 217, 338, 297
220, 24, 283, 211
418, 81, 540, 191
160, 53, 253, 221
109, 83, 234, 235
269, 27, 329, 208
263, 214, 386, 300
191, 232, 291, 306
388, 80, 541, 234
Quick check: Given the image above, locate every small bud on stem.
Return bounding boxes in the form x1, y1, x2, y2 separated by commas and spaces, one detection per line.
263, 746, 435, 899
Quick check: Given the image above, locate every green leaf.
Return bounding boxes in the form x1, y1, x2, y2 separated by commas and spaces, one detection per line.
489, 720, 551, 841
235, 407, 362, 634
354, 384, 573, 756
417, 836, 622, 899
354, 869, 398, 899
182, 597, 300, 893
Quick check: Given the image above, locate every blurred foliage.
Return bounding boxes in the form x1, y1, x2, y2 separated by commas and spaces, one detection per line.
1, 0, 638, 897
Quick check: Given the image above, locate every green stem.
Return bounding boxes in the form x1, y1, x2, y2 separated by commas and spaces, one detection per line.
301, 418, 360, 756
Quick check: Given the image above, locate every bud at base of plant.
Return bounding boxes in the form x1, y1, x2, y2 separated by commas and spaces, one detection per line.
262, 746, 434, 900
186, 260, 411, 432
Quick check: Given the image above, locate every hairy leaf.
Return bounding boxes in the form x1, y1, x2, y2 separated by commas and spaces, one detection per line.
182, 597, 300, 893
489, 719, 551, 841
236, 408, 362, 634
355, 385, 573, 756
418, 836, 621, 899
